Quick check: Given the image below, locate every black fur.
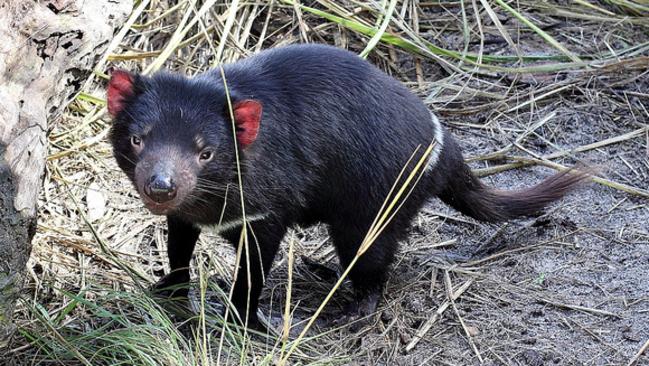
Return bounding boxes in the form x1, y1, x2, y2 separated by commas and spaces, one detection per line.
108, 44, 589, 329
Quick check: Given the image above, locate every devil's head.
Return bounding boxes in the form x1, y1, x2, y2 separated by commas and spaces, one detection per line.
106, 70, 262, 216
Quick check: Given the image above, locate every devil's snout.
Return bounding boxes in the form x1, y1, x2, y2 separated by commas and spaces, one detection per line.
144, 174, 177, 203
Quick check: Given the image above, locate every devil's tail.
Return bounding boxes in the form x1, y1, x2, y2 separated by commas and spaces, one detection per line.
437, 137, 591, 222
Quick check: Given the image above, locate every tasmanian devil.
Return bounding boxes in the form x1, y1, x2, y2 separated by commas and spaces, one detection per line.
107, 44, 588, 330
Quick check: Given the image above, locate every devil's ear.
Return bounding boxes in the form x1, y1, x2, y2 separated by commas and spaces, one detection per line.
107, 69, 137, 117
233, 100, 262, 148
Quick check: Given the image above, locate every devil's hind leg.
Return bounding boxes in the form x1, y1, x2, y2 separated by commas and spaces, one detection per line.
328, 216, 409, 319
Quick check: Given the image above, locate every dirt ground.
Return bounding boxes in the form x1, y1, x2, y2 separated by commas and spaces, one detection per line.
5, 1, 649, 365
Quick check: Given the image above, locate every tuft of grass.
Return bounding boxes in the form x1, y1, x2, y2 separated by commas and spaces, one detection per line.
21, 287, 198, 366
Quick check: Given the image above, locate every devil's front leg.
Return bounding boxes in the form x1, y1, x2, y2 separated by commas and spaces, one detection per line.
152, 215, 201, 298
221, 221, 286, 331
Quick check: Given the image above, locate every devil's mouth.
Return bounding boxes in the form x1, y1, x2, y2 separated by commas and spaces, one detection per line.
145, 203, 173, 215
140, 195, 179, 215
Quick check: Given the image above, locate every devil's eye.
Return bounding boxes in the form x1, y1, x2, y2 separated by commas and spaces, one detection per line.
131, 135, 142, 146
199, 149, 213, 162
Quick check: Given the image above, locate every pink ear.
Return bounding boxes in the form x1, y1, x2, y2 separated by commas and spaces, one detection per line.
233, 100, 262, 148
107, 70, 135, 117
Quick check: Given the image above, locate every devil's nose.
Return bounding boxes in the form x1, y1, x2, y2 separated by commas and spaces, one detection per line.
145, 174, 177, 203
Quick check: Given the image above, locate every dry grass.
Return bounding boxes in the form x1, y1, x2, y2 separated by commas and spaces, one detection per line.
5, 0, 649, 365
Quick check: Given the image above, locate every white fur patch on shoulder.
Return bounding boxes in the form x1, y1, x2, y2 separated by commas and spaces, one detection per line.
201, 212, 270, 233
424, 112, 445, 172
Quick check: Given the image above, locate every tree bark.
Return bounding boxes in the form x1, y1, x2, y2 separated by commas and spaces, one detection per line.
0, 0, 131, 347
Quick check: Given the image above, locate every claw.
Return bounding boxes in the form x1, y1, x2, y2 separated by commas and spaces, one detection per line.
150, 270, 190, 299
334, 290, 381, 331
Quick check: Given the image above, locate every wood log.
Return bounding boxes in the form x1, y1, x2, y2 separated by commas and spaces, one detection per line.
0, 0, 131, 347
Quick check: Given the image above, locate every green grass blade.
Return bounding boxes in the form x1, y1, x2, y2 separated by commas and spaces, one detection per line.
359, 0, 399, 58
286, 0, 583, 67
